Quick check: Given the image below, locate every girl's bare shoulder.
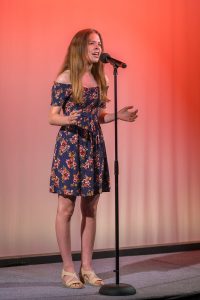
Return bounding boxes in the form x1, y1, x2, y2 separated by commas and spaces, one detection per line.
55, 70, 71, 84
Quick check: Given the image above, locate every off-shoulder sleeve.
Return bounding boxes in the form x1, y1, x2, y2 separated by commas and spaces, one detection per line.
51, 82, 71, 106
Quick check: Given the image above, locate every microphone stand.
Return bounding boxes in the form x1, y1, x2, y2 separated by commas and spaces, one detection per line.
99, 64, 136, 296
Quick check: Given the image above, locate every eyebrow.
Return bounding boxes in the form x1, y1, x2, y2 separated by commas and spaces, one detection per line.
88, 40, 101, 43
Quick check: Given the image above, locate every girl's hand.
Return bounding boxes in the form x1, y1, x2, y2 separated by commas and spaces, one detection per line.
67, 110, 82, 125
118, 106, 138, 122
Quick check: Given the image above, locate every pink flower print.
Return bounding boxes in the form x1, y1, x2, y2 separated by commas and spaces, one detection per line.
51, 170, 57, 182
54, 176, 59, 188
55, 88, 63, 99
90, 120, 95, 131
79, 145, 86, 159
66, 152, 77, 169
53, 158, 60, 169
82, 175, 91, 188
65, 107, 71, 114
60, 167, 70, 181
82, 158, 93, 169
65, 103, 74, 114
59, 139, 70, 155
70, 134, 78, 144
63, 186, 74, 196
90, 91, 98, 100
95, 161, 100, 168
82, 161, 89, 169
73, 173, 79, 183
95, 155, 100, 167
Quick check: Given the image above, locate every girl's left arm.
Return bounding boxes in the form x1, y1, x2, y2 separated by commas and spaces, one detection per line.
98, 106, 138, 124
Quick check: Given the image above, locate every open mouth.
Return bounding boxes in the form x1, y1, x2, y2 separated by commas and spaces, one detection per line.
92, 52, 100, 58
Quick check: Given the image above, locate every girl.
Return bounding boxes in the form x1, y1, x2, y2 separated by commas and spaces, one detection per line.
49, 28, 138, 289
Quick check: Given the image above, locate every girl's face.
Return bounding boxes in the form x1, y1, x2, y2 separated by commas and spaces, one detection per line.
86, 33, 102, 64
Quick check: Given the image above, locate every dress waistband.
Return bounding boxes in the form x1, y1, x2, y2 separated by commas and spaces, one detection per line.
60, 125, 92, 141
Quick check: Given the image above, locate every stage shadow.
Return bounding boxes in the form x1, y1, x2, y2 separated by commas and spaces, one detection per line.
97, 251, 200, 279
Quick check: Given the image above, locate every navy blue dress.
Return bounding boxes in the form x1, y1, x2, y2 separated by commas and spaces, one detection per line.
49, 82, 110, 197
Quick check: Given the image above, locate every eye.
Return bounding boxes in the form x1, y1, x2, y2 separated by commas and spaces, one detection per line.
88, 41, 102, 47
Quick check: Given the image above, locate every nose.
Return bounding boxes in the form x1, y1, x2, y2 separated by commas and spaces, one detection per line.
95, 43, 101, 50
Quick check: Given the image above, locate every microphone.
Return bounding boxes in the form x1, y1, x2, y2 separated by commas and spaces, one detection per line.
100, 53, 127, 68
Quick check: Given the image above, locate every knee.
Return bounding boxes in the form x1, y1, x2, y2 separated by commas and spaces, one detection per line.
57, 200, 75, 222
81, 202, 98, 218
57, 206, 75, 221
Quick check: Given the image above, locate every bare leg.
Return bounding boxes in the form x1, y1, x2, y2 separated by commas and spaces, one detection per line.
56, 195, 80, 285
80, 194, 100, 270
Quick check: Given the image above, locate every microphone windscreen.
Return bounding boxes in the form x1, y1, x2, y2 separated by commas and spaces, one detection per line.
100, 53, 111, 63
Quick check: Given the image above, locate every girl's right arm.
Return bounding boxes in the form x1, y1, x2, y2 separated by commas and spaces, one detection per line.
48, 106, 81, 126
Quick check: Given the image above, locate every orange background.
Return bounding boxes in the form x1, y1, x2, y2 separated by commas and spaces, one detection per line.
0, 0, 200, 257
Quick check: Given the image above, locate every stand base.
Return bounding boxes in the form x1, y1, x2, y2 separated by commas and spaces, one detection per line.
99, 283, 136, 296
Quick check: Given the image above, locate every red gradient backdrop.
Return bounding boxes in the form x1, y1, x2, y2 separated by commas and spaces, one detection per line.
0, 0, 200, 257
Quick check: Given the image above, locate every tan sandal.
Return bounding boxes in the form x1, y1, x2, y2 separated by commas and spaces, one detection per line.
79, 267, 104, 286
61, 269, 84, 289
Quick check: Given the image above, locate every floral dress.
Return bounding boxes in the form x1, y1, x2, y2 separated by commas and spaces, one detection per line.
49, 82, 110, 197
